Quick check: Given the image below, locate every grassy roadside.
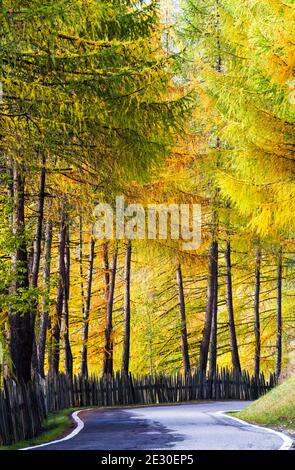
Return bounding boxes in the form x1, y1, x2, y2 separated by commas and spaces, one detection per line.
0, 408, 76, 450
235, 375, 295, 435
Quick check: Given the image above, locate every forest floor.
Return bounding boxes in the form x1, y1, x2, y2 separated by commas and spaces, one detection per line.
236, 375, 295, 438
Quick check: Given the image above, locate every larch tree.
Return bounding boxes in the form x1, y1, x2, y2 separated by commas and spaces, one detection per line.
0, 0, 188, 380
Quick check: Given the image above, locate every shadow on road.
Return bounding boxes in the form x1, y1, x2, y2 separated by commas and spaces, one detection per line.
35, 409, 185, 450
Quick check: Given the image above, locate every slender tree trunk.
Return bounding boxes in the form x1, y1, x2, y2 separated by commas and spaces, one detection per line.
176, 263, 191, 374
8, 161, 33, 382
206, 0, 221, 379
103, 242, 110, 301
79, 215, 85, 327
254, 247, 261, 378
2, 157, 13, 379
200, 2, 222, 378
209, 246, 218, 378
37, 216, 53, 378
122, 242, 132, 375
276, 247, 283, 378
63, 225, 73, 378
199, 237, 218, 375
31, 157, 46, 288
102, 244, 118, 376
146, 307, 154, 375
224, 241, 241, 372
31, 158, 46, 375
49, 209, 67, 376
80, 236, 95, 377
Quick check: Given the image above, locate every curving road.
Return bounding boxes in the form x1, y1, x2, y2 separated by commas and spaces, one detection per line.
29, 402, 291, 451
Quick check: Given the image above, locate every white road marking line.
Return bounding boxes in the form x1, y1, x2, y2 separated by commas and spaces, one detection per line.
20, 405, 294, 451
215, 410, 293, 450
21, 409, 90, 450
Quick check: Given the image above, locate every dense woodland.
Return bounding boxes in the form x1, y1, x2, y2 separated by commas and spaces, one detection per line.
0, 0, 294, 384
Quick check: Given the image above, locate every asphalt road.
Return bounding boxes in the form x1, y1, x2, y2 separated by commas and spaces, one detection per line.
31, 402, 287, 450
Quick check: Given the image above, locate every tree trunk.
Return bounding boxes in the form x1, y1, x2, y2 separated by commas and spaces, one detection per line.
49, 209, 67, 376
103, 241, 110, 300
207, 0, 221, 379
176, 263, 191, 374
80, 236, 95, 377
276, 247, 283, 378
224, 241, 241, 372
78, 215, 85, 330
63, 225, 73, 379
102, 244, 118, 376
31, 157, 46, 288
199, 237, 218, 374
31, 158, 46, 376
37, 216, 53, 378
209, 260, 218, 378
8, 161, 33, 382
254, 247, 261, 378
122, 242, 132, 375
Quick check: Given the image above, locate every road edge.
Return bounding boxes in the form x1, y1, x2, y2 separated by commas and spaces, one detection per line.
215, 411, 293, 450
21, 405, 294, 451
20, 409, 87, 450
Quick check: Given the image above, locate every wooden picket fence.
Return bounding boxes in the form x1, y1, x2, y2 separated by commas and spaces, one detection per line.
0, 379, 47, 446
0, 368, 277, 445
46, 369, 277, 411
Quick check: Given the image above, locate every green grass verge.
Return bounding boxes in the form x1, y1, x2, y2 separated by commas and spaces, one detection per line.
0, 408, 76, 450
236, 375, 295, 433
